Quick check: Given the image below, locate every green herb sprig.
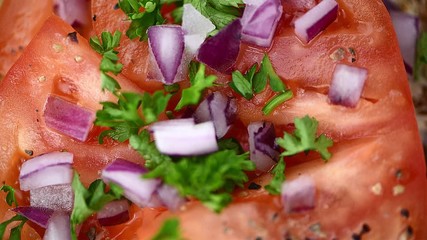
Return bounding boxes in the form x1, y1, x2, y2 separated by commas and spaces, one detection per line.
230, 54, 293, 115
0, 184, 27, 240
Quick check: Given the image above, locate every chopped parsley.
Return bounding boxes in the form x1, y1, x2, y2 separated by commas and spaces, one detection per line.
183, 0, 243, 31
89, 31, 123, 93
144, 150, 255, 212
151, 218, 183, 240
175, 63, 217, 110
118, 0, 166, 41
0, 185, 27, 240
276, 115, 333, 161
71, 173, 123, 240
230, 54, 292, 114
0, 184, 18, 207
264, 157, 286, 195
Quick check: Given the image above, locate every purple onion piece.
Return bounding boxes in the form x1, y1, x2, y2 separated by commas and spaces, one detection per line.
241, 0, 283, 47
43, 212, 71, 240
54, 0, 89, 27
150, 118, 195, 132
389, 9, 420, 75
19, 164, 73, 191
328, 64, 368, 108
101, 159, 161, 207
43, 95, 95, 142
182, 4, 215, 36
97, 199, 130, 226
248, 122, 279, 172
182, 4, 216, 57
153, 121, 218, 156
197, 19, 242, 73
281, 175, 316, 213
148, 25, 185, 84
157, 184, 186, 211
20, 151, 73, 178
13, 206, 54, 228
294, 0, 338, 43
194, 92, 237, 139
30, 184, 73, 212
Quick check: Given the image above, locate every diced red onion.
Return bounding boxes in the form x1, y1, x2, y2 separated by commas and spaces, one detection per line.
30, 184, 73, 212
43, 212, 71, 240
182, 4, 215, 36
281, 175, 316, 213
101, 159, 161, 207
156, 184, 186, 211
248, 122, 279, 172
54, 0, 89, 27
194, 92, 237, 139
389, 9, 419, 74
19, 152, 74, 191
97, 199, 130, 226
148, 25, 186, 84
13, 207, 54, 228
241, 0, 283, 47
182, 4, 216, 57
43, 95, 95, 142
197, 19, 242, 73
150, 118, 195, 132
152, 121, 218, 156
294, 0, 338, 43
328, 64, 368, 108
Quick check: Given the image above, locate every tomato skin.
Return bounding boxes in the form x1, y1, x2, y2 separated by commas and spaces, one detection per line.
0, 0, 53, 81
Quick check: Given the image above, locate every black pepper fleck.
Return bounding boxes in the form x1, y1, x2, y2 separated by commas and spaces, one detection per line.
248, 182, 261, 190
395, 169, 403, 179
24, 150, 34, 156
114, 3, 119, 10
18, 46, 24, 51
401, 208, 410, 218
67, 32, 78, 44
92, 15, 97, 21
361, 224, 371, 234
255, 237, 263, 240
271, 212, 279, 221
351, 234, 361, 240
406, 226, 414, 237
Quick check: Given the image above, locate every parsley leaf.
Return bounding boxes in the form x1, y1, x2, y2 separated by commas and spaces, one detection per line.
129, 130, 172, 170
184, 0, 243, 31
71, 173, 123, 240
119, 0, 166, 41
145, 150, 255, 212
90, 31, 123, 93
415, 32, 427, 80
230, 70, 253, 100
230, 54, 291, 113
0, 215, 27, 240
95, 91, 171, 143
0, 184, 18, 207
252, 54, 285, 93
175, 63, 217, 110
276, 115, 334, 160
264, 157, 286, 195
151, 218, 183, 240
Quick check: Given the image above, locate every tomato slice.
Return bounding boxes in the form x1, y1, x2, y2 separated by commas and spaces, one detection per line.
0, 0, 53, 81
0, 15, 143, 235
0, 0, 426, 239
88, 0, 426, 239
